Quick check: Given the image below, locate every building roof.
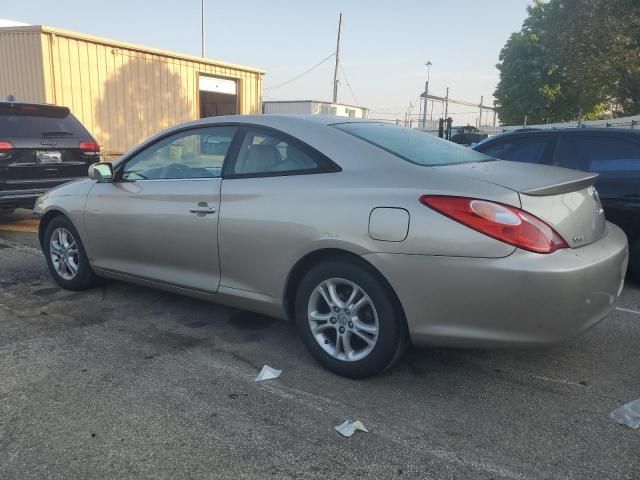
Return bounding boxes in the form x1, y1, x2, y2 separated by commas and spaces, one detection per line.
0, 24, 265, 75
263, 99, 366, 110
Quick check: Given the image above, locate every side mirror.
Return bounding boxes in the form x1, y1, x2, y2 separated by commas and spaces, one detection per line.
88, 162, 114, 182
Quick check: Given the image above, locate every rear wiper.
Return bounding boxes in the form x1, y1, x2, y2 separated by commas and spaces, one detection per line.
41, 131, 74, 137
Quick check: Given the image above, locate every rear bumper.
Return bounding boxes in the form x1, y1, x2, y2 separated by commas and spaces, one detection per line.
0, 189, 45, 208
0, 178, 79, 208
364, 222, 629, 347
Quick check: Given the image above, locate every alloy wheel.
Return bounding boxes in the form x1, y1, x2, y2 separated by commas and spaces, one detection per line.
307, 278, 379, 362
49, 227, 80, 281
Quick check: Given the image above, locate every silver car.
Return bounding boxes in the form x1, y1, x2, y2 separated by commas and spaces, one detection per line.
34, 115, 629, 378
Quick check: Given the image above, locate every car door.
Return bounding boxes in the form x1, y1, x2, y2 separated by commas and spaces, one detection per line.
475, 133, 557, 164
84, 125, 238, 293
552, 132, 640, 239
218, 126, 340, 299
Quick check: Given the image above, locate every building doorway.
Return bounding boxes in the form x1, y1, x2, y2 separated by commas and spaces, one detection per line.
199, 75, 238, 118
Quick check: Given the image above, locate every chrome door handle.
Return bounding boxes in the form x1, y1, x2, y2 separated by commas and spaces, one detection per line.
189, 206, 216, 214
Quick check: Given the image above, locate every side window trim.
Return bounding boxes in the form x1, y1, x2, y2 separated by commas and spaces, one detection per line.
114, 125, 242, 182
222, 126, 341, 179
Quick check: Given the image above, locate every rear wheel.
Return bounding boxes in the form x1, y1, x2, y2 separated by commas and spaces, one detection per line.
43, 216, 99, 290
295, 259, 407, 378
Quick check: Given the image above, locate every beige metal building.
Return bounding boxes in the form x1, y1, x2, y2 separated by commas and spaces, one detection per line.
0, 25, 264, 159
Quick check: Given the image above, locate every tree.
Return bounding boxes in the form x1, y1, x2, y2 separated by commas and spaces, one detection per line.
494, 0, 640, 125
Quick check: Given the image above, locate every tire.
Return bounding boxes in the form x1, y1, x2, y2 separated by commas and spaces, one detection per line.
43, 215, 99, 290
630, 239, 640, 282
295, 258, 408, 378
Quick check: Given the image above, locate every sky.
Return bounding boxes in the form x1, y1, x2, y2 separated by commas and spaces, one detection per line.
3, 0, 533, 125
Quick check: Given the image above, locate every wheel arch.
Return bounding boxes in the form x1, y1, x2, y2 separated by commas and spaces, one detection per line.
283, 248, 408, 330
38, 210, 71, 249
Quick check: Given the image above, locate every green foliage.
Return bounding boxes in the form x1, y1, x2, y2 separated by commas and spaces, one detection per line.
494, 0, 640, 125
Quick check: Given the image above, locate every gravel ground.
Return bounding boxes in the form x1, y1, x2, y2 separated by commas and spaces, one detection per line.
0, 221, 639, 479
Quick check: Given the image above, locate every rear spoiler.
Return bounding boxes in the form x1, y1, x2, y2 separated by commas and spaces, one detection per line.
520, 172, 599, 196
0, 103, 70, 119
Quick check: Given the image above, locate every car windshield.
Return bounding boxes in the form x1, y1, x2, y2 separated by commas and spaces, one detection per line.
333, 122, 494, 166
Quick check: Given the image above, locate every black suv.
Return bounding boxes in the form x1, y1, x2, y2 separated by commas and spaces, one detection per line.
473, 128, 640, 278
0, 101, 100, 211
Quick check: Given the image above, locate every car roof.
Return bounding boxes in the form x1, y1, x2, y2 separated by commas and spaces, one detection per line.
497, 127, 640, 136
193, 114, 384, 127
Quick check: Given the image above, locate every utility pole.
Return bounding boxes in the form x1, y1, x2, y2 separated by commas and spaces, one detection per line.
332, 13, 343, 103
478, 95, 483, 129
201, 0, 205, 57
444, 87, 449, 120
422, 61, 432, 130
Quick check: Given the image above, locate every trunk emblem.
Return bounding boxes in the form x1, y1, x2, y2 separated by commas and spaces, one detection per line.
41, 139, 57, 146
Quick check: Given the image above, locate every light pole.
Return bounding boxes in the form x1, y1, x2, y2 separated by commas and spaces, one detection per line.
201, 0, 205, 58
422, 61, 432, 129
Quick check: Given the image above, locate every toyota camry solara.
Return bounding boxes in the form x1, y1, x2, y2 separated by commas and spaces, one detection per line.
34, 115, 629, 378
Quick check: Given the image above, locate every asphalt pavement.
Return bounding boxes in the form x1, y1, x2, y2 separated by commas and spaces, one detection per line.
0, 210, 638, 479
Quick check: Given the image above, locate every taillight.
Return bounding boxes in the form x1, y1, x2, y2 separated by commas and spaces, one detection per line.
0, 140, 14, 158
79, 141, 100, 156
419, 195, 569, 254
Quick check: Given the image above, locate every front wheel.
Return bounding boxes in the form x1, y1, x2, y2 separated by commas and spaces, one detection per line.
295, 259, 407, 378
43, 216, 99, 290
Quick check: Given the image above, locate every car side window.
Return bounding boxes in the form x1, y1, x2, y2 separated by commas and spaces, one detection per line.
231, 128, 321, 175
554, 135, 640, 174
122, 126, 236, 180
479, 136, 549, 164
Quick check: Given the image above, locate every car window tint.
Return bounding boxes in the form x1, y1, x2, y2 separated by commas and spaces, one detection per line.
555, 135, 640, 174
334, 122, 492, 166
122, 126, 236, 180
479, 137, 548, 164
233, 129, 319, 175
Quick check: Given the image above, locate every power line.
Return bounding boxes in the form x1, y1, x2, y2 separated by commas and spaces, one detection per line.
338, 62, 359, 106
264, 52, 336, 91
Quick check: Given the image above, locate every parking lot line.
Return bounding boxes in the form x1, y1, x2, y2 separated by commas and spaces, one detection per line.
615, 306, 640, 315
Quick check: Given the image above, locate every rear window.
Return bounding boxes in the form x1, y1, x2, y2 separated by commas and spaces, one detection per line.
0, 104, 89, 138
333, 122, 493, 166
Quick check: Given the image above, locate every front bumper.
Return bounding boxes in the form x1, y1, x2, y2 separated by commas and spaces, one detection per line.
364, 222, 629, 347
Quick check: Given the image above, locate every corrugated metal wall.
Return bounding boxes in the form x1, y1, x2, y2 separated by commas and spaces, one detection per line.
263, 101, 314, 115
38, 30, 262, 159
0, 30, 46, 102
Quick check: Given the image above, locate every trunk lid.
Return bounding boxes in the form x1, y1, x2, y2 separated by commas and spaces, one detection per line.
435, 160, 607, 248
0, 136, 95, 193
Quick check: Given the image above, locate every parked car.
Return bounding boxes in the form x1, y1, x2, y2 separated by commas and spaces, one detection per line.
0, 101, 100, 212
34, 116, 628, 377
473, 128, 640, 279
